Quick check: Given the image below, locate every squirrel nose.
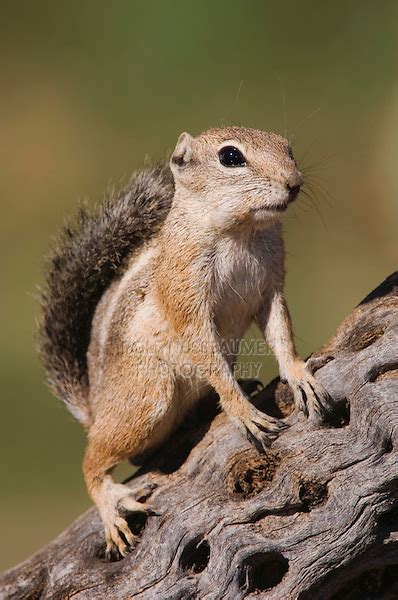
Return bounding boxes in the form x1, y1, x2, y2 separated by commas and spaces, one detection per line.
286, 171, 303, 202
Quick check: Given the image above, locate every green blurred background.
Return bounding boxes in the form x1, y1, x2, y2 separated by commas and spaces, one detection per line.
1, 0, 397, 571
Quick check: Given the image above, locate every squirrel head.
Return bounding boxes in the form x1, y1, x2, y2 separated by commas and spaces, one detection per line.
170, 126, 303, 230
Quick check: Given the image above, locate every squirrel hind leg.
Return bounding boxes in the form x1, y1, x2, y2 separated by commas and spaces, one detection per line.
83, 441, 155, 561
83, 368, 177, 559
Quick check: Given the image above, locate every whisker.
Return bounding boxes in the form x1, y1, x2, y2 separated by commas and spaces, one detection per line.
303, 179, 335, 208
300, 189, 328, 230
303, 181, 332, 217
295, 138, 318, 166
299, 152, 336, 173
235, 79, 244, 126
274, 72, 288, 138
290, 107, 321, 142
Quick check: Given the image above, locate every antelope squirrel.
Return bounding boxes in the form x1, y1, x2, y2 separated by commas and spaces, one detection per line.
39, 126, 331, 560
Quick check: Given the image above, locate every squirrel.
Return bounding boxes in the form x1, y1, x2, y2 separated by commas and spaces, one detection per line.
39, 126, 332, 560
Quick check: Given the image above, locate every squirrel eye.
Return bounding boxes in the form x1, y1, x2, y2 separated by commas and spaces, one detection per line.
218, 146, 246, 167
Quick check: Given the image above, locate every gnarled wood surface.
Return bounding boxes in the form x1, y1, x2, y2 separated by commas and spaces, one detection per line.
1, 273, 398, 600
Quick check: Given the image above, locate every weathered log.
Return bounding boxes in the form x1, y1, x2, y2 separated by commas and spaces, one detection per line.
1, 273, 397, 600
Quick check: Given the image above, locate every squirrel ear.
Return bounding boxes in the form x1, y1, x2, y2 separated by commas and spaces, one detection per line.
171, 132, 193, 168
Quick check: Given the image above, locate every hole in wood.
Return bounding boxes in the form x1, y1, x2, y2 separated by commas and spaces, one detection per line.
345, 323, 387, 352
325, 398, 350, 428
179, 535, 210, 573
229, 451, 280, 498
332, 565, 398, 599
178, 589, 198, 600
298, 478, 328, 511
379, 504, 398, 532
239, 552, 289, 593
368, 362, 398, 383
125, 511, 147, 537
382, 436, 394, 454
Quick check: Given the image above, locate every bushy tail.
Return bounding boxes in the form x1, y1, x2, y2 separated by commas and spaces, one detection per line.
38, 165, 174, 426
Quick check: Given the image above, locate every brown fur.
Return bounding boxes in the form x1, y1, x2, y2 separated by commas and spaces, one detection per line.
40, 126, 331, 560
38, 166, 174, 425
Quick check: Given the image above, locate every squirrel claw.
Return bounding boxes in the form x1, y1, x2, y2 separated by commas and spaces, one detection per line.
145, 508, 161, 517
306, 354, 335, 375
245, 426, 272, 454
105, 543, 119, 562
241, 407, 289, 453
105, 536, 133, 561
286, 361, 333, 421
104, 514, 141, 561
105, 521, 136, 561
100, 494, 155, 561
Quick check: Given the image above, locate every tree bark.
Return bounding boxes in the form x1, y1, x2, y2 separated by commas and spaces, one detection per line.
1, 273, 398, 600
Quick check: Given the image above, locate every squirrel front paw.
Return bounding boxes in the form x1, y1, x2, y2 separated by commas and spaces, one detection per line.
283, 359, 333, 420
236, 405, 289, 454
